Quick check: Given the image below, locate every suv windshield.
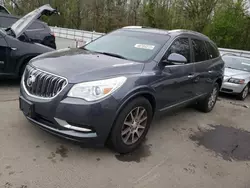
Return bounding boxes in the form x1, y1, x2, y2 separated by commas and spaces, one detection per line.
83, 30, 170, 62
223, 56, 250, 72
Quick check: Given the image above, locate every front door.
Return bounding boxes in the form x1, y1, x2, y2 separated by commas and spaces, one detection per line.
0, 35, 9, 73
155, 37, 196, 111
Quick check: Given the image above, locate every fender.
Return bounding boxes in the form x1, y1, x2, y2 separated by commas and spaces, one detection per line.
115, 85, 157, 117
15, 53, 40, 75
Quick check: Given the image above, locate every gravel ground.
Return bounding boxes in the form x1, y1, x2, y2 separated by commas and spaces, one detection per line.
0, 80, 250, 188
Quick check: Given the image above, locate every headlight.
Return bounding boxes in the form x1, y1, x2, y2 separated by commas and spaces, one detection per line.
228, 78, 245, 84
67, 76, 127, 101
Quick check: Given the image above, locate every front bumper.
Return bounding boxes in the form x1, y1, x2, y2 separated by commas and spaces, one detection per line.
19, 82, 119, 146
220, 82, 245, 94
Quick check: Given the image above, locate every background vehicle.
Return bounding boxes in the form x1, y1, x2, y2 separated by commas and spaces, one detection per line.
0, 7, 56, 49
19, 26, 224, 154
220, 54, 250, 100
0, 5, 10, 14
0, 4, 56, 79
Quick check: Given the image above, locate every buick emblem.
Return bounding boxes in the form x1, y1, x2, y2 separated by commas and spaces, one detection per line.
27, 74, 36, 87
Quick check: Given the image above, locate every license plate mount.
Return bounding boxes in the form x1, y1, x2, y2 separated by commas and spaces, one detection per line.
19, 97, 34, 118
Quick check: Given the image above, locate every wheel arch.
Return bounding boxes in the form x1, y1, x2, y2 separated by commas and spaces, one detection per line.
16, 54, 38, 76
215, 77, 223, 89
116, 89, 157, 117
105, 88, 157, 144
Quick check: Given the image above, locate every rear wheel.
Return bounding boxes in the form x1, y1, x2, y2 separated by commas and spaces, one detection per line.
109, 97, 153, 154
196, 82, 219, 113
238, 85, 249, 100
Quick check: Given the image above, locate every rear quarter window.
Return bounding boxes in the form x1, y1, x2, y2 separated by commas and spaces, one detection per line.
205, 41, 220, 59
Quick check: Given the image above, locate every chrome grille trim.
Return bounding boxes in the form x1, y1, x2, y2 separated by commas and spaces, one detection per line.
22, 65, 68, 100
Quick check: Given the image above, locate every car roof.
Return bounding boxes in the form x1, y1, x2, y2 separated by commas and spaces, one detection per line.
120, 26, 211, 41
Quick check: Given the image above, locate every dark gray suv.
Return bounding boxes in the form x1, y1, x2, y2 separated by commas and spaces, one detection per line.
19, 26, 224, 153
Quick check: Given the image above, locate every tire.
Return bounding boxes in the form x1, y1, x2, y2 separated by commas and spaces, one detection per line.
19, 57, 33, 78
19, 64, 26, 78
196, 82, 219, 113
109, 97, 153, 154
238, 85, 249, 101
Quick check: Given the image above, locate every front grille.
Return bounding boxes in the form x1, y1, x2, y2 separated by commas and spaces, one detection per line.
23, 65, 67, 98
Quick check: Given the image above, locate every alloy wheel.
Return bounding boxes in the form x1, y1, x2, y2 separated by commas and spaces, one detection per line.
208, 87, 218, 109
121, 107, 148, 145
242, 85, 249, 99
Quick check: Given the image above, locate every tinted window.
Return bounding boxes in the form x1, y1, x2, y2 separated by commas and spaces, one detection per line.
84, 30, 170, 62
0, 16, 16, 28
192, 39, 209, 62
205, 41, 219, 59
27, 22, 45, 29
0, 6, 9, 14
165, 38, 190, 63
222, 56, 250, 72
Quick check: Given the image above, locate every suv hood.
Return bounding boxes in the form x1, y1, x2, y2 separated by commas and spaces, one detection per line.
30, 48, 144, 83
10, 4, 57, 38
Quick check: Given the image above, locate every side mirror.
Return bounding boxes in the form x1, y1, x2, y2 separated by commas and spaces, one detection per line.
163, 53, 187, 65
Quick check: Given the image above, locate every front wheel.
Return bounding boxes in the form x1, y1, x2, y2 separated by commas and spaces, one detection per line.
238, 85, 249, 100
196, 82, 219, 113
109, 97, 153, 154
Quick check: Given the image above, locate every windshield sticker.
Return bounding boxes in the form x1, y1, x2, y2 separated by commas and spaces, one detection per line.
242, 62, 250, 66
134, 44, 155, 50
113, 62, 139, 67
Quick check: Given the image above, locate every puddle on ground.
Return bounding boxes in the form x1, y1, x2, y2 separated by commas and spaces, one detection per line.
115, 144, 151, 163
190, 125, 250, 161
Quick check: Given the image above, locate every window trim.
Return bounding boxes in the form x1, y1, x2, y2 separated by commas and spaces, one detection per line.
159, 35, 193, 65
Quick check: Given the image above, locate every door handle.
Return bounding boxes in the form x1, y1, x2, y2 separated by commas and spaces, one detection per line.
208, 70, 213, 73
188, 74, 195, 78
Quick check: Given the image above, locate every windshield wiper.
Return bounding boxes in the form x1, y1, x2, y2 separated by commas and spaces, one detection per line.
98, 52, 127, 60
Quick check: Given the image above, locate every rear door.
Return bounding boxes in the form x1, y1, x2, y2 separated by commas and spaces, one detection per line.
191, 38, 213, 96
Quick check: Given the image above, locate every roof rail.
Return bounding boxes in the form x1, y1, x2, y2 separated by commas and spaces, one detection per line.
122, 26, 149, 29
168, 29, 209, 39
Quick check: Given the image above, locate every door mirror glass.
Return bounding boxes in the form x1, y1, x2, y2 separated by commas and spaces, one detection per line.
164, 53, 187, 65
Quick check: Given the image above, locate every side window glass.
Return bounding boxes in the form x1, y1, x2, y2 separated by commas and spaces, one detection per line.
192, 39, 209, 62
28, 22, 44, 29
205, 41, 219, 59
0, 6, 9, 14
165, 38, 190, 64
